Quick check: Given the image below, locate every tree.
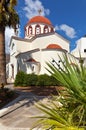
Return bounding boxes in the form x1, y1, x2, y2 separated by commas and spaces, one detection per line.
0, 0, 19, 84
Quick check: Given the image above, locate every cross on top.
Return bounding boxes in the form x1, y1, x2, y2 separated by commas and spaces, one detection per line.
38, 9, 42, 15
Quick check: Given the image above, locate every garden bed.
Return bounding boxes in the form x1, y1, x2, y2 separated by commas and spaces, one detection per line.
0, 85, 59, 109
15, 86, 59, 96
0, 88, 19, 109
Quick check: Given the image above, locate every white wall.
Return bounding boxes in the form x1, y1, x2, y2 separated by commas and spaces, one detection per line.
10, 38, 31, 54
71, 37, 86, 58
40, 50, 65, 75
31, 33, 69, 52
81, 38, 86, 52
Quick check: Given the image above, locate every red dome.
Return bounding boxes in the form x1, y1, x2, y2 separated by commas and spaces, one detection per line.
46, 44, 62, 49
28, 16, 52, 25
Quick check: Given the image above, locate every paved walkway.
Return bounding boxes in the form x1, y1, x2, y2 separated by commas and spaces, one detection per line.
0, 84, 51, 130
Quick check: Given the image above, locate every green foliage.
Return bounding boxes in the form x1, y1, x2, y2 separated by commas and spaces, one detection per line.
36, 74, 50, 86
31, 54, 86, 129
26, 74, 38, 86
14, 72, 60, 87
14, 72, 38, 86
0, 0, 19, 28
31, 102, 84, 130
14, 71, 27, 86
49, 76, 60, 86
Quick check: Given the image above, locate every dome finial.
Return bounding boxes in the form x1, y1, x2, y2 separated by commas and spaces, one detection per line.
38, 9, 42, 15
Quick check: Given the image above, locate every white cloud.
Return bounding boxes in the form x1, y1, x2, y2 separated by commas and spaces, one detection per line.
5, 27, 15, 53
55, 25, 59, 31
23, 0, 50, 19
5, 27, 20, 53
55, 24, 77, 39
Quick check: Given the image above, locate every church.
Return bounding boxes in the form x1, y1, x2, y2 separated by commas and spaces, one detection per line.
6, 15, 75, 82
71, 35, 86, 66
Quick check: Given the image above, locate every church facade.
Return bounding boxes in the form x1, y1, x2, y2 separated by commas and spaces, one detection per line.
71, 35, 86, 66
71, 36, 86, 58
6, 15, 71, 82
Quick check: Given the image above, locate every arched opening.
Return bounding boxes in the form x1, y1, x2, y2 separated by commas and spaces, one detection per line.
51, 27, 54, 32
35, 24, 41, 35
25, 27, 27, 36
44, 25, 49, 33
11, 64, 14, 79
28, 25, 32, 35
17, 62, 20, 73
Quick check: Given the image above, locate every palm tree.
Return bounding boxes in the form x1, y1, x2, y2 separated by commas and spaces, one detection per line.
0, 0, 19, 84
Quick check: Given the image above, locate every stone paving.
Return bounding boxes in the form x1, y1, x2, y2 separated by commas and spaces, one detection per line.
0, 84, 51, 130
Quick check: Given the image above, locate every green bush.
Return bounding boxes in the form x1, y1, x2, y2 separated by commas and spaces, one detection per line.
14, 72, 38, 86
36, 74, 50, 86
49, 75, 60, 86
36, 75, 60, 86
26, 74, 38, 86
14, 71, 27, 86
14, 72, 60, 87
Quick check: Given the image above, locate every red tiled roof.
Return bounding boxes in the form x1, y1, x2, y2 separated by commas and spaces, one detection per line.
26, 58, 37, 62
46, 44, 62, 49
28, 16, 52, 25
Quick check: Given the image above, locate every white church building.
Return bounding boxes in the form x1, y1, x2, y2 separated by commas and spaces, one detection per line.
71, 35, 86, 71
7, 15, 84, 82
71, 35, 86, 64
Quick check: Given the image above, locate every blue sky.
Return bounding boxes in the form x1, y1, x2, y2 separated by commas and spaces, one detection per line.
5, 0, 86, 53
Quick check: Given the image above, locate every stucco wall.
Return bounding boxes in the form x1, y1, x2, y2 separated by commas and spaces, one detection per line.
71, 37, 86, 58
31, 33, 69, 52
40, 50, 65, 75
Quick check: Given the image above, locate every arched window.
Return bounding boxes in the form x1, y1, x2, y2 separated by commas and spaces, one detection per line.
25, 28, 27, 36
28, 25, 32, 35
44, 25, 49, 33
51, 27, 54, 32
35, 24, 41, 35
11, 64, 14, 79
17, 62, 20, 73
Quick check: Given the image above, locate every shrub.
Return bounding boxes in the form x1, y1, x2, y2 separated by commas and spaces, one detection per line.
14, 72, 38, 86
49, 75, 60, 86
36, 75, 60, 87
26, 74, 38, 86
36, 74, 50, 86
14, 71, 27, 86
14, 72, 60, 87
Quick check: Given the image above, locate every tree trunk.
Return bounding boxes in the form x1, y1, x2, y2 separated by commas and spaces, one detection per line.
0, 26, 6, 84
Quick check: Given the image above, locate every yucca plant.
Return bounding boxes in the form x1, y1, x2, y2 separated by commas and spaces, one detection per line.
31, 54, 86, 130
31, 101, 84, 130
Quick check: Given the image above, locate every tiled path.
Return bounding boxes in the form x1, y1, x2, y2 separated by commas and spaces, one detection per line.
0, 84, 51, 130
